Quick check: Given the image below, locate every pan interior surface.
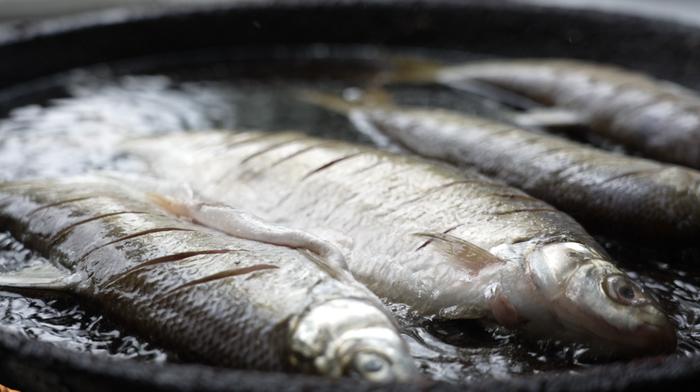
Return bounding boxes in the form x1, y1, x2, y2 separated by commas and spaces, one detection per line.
1, 2, 700, 391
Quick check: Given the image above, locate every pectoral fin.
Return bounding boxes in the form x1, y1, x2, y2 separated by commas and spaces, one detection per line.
487, 287, 528, 329
414, 232, 502, 274
491, 292, 526, 328
0, 263, 81, 291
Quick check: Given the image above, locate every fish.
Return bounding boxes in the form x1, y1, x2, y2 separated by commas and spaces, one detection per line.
0, 176, 418, 382
301, 90, 700, 240
124, 130, 676, 357
387, 57, 700, 169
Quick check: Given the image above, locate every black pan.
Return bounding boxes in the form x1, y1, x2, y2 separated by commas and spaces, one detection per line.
1, 1, 699, 391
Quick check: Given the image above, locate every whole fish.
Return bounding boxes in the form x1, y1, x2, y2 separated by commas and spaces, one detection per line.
125, 131, 676, 357
390, 58, 700, 169
0, 176, 417, 382
302, 91, 700, 239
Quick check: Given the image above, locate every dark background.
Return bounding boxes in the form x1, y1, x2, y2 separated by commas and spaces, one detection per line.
0, 0, 698, 24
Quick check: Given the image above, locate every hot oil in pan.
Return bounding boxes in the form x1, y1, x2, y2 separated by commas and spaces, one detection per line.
0, 47, 698, 383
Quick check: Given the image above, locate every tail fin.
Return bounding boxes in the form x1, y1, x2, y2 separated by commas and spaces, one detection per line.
299, 88, 395, 115
300, 88, 403, 150
299, 90, 356, 114
384, 55, 444, 84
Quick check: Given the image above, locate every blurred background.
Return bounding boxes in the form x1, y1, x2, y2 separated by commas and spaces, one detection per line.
0, 0, 699, 24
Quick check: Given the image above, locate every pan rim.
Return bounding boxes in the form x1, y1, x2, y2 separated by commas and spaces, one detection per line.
0, 1, 698, 390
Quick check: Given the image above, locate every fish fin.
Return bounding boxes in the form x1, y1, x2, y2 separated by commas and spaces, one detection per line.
97, 171, 197, 204
489, 289, 528, 328
348, 109, 405, 151
414, 232, 502, 273
387, 55, 543, 113
298, 88, 404, 151
148, 191, 193, 218
510, 108, 587, 129
384, 56, 444, 84
0, 263, 80, 291
299, 88, 394, 115
385, 56, 543, 110
299, 90, 356, 114
443, 79, 543, 110
149, 193, 352, 277
360, 87, 394, 107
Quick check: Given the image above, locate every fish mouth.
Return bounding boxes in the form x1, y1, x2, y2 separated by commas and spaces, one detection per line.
554, 296, 677, 357
629, 321, 677, 354
585, 308, 677, 356
585, 319, 677, 358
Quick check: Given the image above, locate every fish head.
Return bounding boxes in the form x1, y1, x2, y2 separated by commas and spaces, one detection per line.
290, 299, 419, 383
333, 326, 419, 383
526, 242, 676, 357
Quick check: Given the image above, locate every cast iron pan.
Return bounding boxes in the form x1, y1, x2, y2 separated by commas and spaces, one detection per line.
1, 1, 699, 391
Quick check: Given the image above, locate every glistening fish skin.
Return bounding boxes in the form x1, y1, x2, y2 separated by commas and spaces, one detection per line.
0, 177, 417, 382
400, 58, 700, 169
126, 131, 676, 357
305, 93, 700, 239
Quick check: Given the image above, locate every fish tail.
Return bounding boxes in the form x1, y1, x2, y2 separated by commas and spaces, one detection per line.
385, 55, 444, 84
300, 56, 443, 114
362, 87, 395, 107
299, 87, 395, 114
299, 90, 356, 114
148, 192, 192, 218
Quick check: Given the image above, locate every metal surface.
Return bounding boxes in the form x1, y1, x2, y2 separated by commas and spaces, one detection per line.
1, 1, 700, 390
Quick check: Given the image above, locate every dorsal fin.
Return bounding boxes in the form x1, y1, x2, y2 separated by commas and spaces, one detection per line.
414, 232, 503, 273
148, 193, 353, 281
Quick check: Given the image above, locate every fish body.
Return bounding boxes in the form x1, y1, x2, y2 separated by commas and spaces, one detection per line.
304, 92, 700, 239
126, 131, 675, 356
0, 176, 417, 382
398, 58, 700, 169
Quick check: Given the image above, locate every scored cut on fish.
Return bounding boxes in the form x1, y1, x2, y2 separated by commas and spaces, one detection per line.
388, 57, 700, 169
301, 89, 700, 239
125, 130, 676, 358
0, 176, 418, 382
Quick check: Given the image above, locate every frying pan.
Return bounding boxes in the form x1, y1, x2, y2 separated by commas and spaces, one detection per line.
1, 1, 699, 390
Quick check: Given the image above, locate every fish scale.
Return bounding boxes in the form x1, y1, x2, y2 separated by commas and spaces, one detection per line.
127, 131, 598, 313
0, 176, 417, 380
127, 130, 676, 357
425, 59, 700, 169
343, 104, 700, 238
242, 136, 587, 252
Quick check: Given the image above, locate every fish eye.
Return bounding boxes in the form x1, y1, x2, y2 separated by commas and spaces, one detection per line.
361, 355, 384, 372
350, 351, 393, 382
603, 274, 648, 306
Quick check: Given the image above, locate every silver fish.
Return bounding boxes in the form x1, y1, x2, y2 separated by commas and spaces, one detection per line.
302, 90, 700, 239
125, 131, 676, 357
0, 176, 418, 382
390, 57, 700, 169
